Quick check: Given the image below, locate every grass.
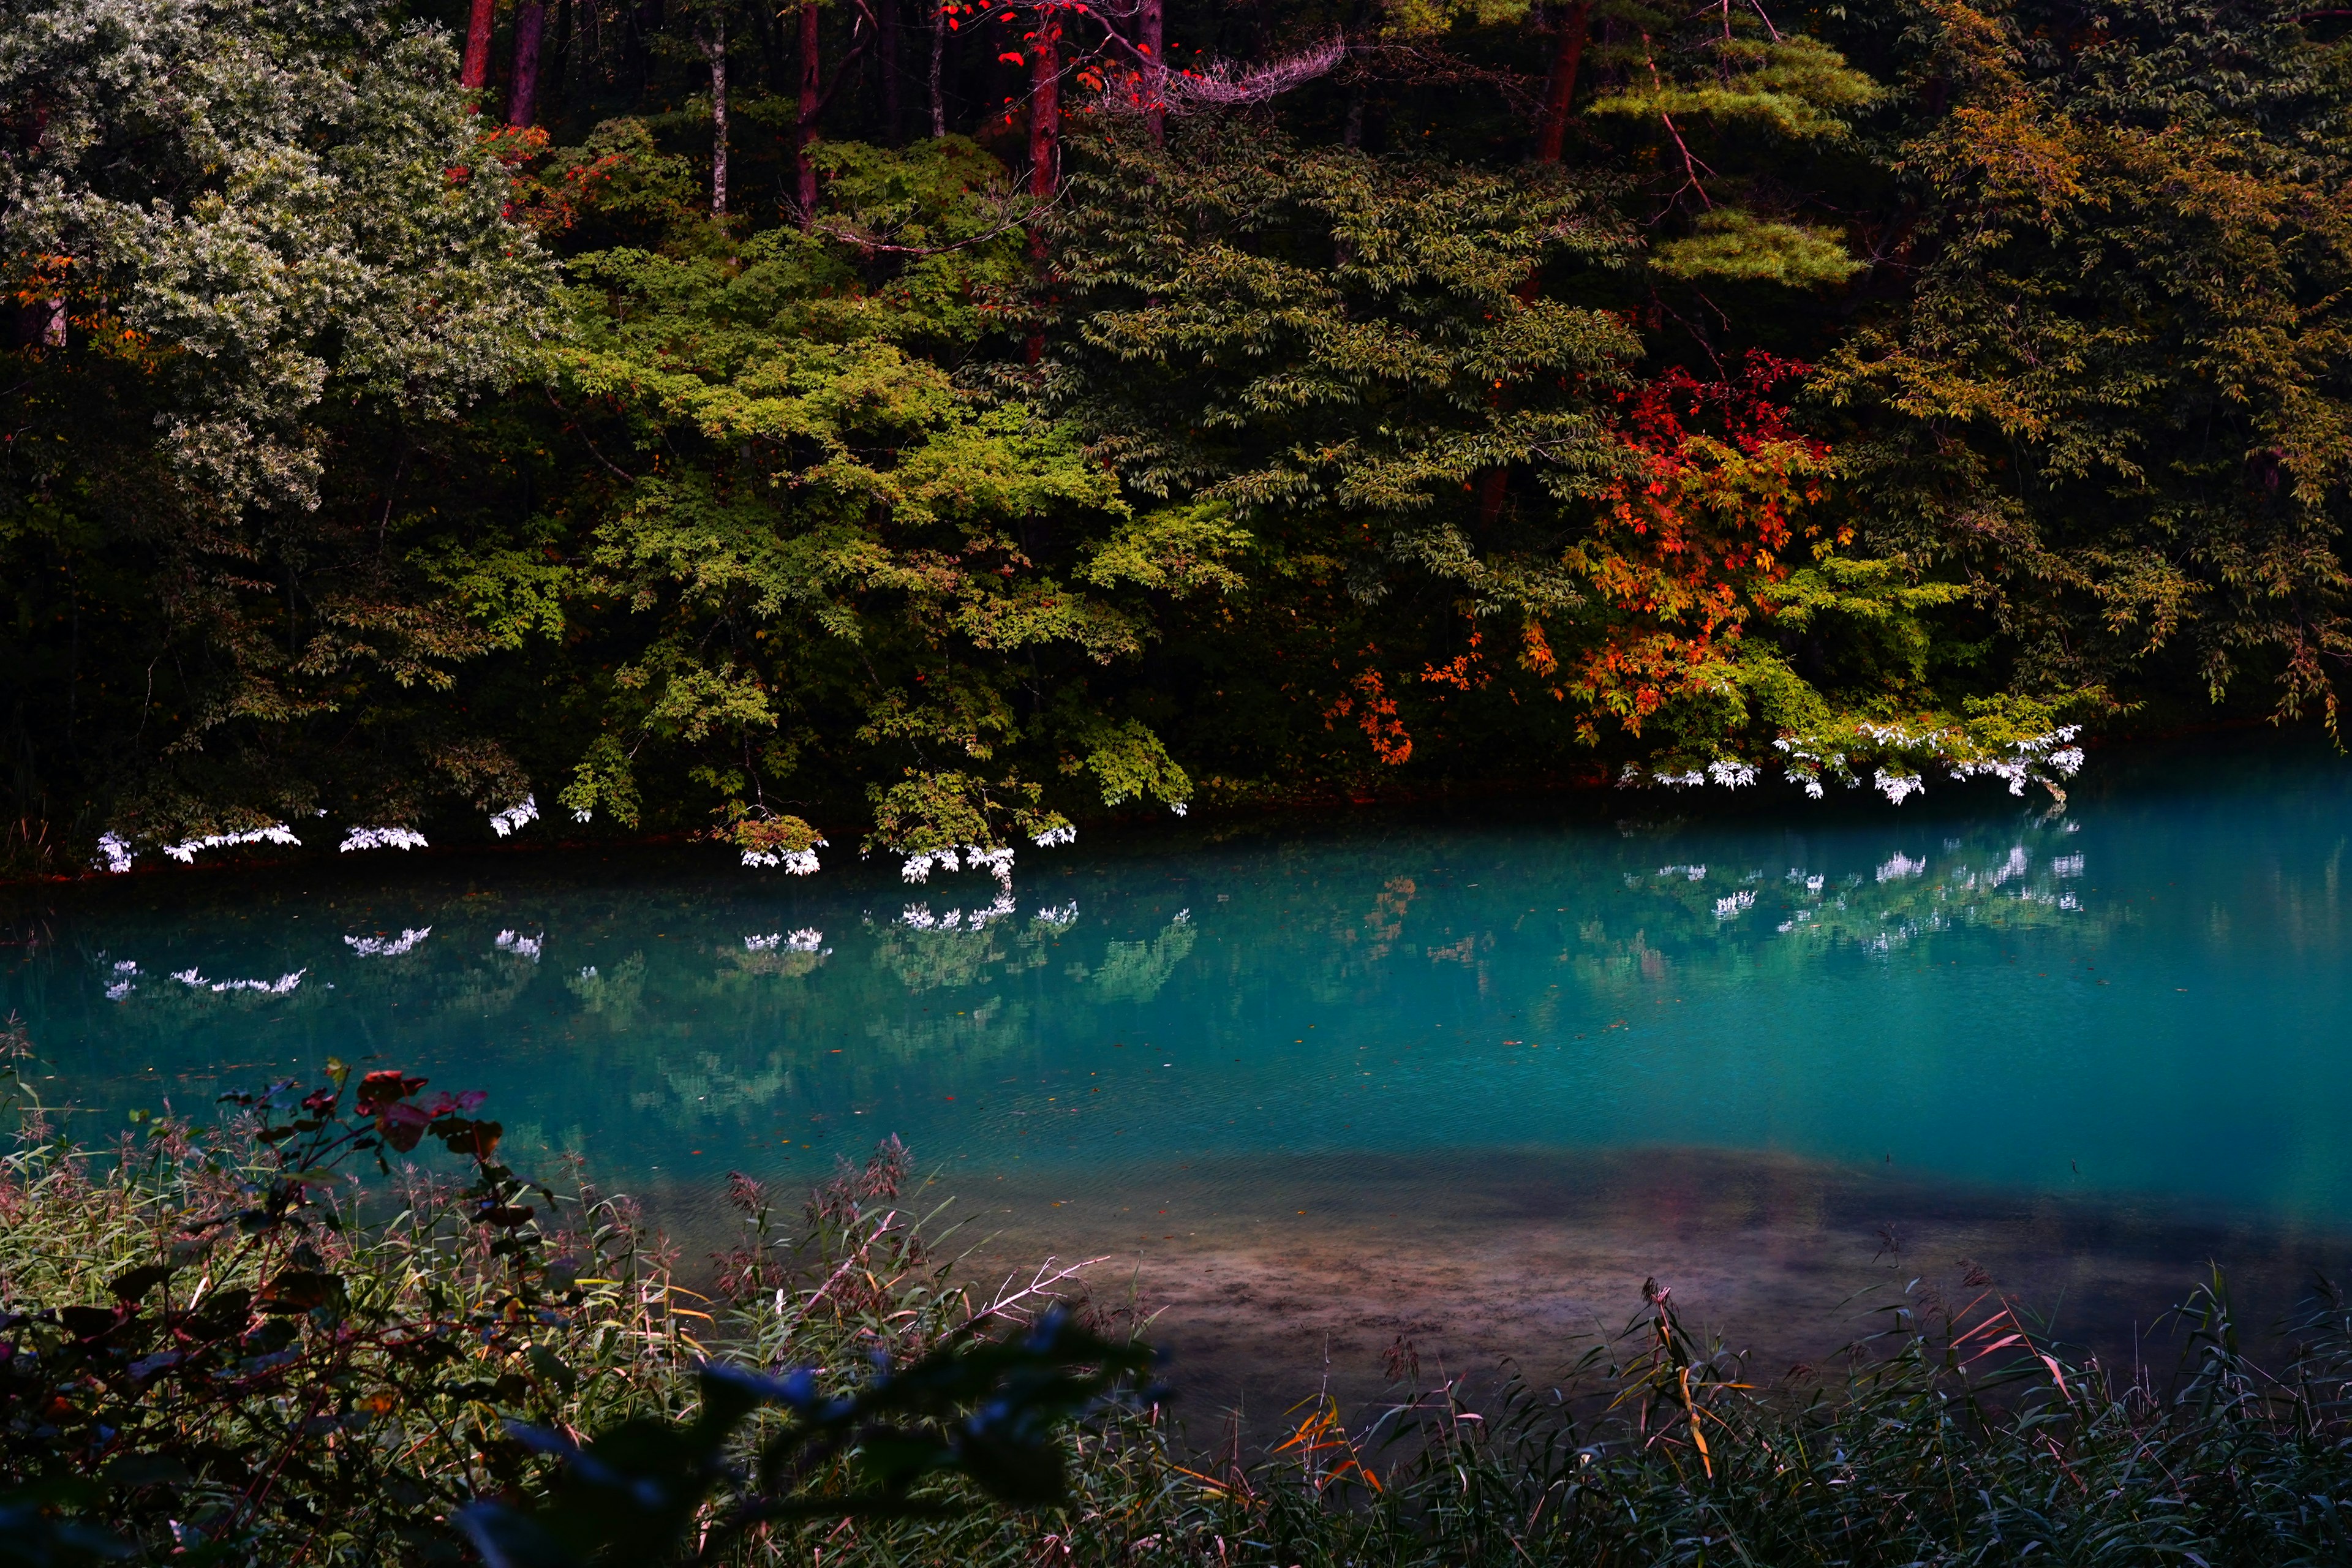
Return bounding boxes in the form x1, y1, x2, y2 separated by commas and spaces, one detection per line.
3, 1020, 2351, 1566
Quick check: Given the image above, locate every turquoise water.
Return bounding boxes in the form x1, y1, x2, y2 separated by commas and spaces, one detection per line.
6, 743, 2351, 1365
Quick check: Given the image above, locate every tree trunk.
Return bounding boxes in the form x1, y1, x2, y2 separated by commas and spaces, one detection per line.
794, 1, 820, 219
633, 0, 663, 97
878, 0, 902, 145
1532, 2, 1590, 165
1479, 2, 1589, 526
1028, 16, 1059, 205
929, 0, 947, 137
1139, 0, 1164, 146
507, 2, 548, 126
461, 0, 497, 94
1025, 12, 1060, 364
704, 6, 729, 215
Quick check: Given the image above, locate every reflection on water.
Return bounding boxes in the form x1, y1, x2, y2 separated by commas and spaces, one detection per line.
6, 742, 2352, 1385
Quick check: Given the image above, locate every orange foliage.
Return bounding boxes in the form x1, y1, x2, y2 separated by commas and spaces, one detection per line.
1421, 629, 1488, 692
1566, 352, 1835, 736
1324, 668, 1414, 765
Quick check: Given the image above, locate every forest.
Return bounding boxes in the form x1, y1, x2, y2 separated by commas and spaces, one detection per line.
5, 0, 2350, 877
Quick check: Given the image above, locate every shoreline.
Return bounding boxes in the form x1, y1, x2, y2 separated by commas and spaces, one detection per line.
645, 1143, 2352, 1430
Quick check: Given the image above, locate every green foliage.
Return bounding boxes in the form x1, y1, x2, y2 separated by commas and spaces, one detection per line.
1650, 209, 1866, 286
10, 0, 2352, 869
0, 1048, 681, 1565
0, 0, 555, 847
0, 1035, 1148, 1568
1820, 0, 2352, 734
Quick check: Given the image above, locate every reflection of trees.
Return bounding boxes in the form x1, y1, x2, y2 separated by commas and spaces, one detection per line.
1600, 822, 2120, 960
869, 913, 1066, 994
641, 1051, 793, 1119
1077, 912, 1196, 1004
719, 946, 826, 981
434, 951, 540, 1021
568, 952, 646, 1023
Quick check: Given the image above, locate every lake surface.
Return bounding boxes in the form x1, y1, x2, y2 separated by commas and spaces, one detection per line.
7, 741, 2352, 1408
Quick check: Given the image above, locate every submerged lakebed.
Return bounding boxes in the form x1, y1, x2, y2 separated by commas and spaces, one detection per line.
7, 741, 2352, 1411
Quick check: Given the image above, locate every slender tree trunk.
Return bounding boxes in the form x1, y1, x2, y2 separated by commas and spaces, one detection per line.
1139, 0, 1164, 146
704, 6, 729, 215
461, 0, 497, 93
1532, 1, 1590, 166
794, 1, 820, 219
633, 0, 663, 97
1028, 17, 1059, 204
1339, 0, 1371, 149
1025, 11, 1060, 365
878, 0, 903, 145
929, 0, 948, 136
1479, 2, 1589, 526
508, 2, 548, 126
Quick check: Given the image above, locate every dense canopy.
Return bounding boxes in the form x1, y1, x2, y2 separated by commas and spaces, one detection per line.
4, 0, 2348, 877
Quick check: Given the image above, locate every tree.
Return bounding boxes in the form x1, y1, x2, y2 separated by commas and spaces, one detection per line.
1821, 0, 2352, 734
533, 133, 1207, 865
0, 0, 552, 856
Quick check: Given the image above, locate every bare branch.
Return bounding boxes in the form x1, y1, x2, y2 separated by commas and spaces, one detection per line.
1093, 33, 1348, 116
970, 1253, 1109, 1328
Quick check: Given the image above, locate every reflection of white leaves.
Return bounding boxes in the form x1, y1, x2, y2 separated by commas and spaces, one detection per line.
1033, 902, 1079, 929
899, 892, 1018, 931
94, 833, 134, 874
1875, 853, 1926, 883
1657, 864, 1707, 881
2059, 892, 2081, 910
488, 796, 539, 838
170, 967, 307, 995
340, 825, 427, 853
2051, 854, 2084, 879
744, 930, 826, 952
105, 960, 138, 1001
1031, 825, 1077, 849
1988, 846, 2029, 888
1713, 890, 1755, 919
578, 965, 598, 979
495, 929, 543, 961
344, 926, 432, 958
164, 824, 301, 864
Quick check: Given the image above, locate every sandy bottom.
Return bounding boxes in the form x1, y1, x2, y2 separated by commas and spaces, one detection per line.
655, 1146, 2351, 1436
